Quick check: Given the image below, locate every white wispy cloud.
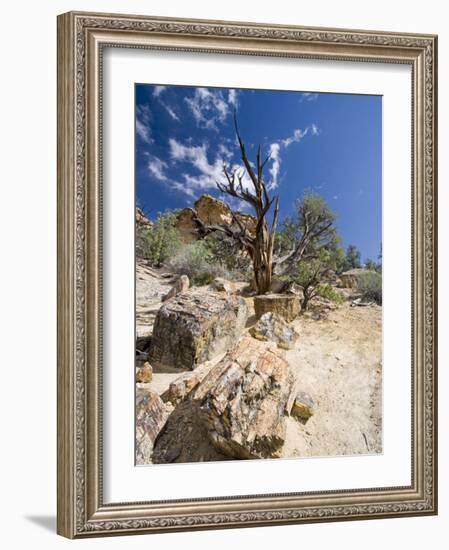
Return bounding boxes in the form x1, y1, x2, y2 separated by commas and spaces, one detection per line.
164, 104, 179, 121
268, 143, 281, 189
281, 128, 308, 148
228, 89, 240, 108
136, 105, 153, 144
267, 124, 320, 188
170, 181, 196, 198
152, 86, 180, 121
185, 88, 230, 130
300, 92, 319, 102
147, 156, 168, 181
153, 85, 167, 97
169, 138, 252, 197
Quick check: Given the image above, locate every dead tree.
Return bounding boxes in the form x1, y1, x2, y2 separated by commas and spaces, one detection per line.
193, 114, 279, 295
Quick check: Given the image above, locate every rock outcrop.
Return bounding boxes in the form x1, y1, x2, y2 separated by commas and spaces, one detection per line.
136, 386, 170, 464
193, 337, 296, 459
136, 207, 152, 230
149, 289, 248, 370
175, 194, 256, 243
136, 208, 153, 256
175, 208, 199, 243
250, 312, 299, 350
254, 293, 301, 322
161, 274, 190, 302
194, 194, 233, 226
339, 268, 372, 289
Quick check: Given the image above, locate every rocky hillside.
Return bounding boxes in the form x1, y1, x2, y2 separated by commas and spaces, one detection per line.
135, 259, 382, 465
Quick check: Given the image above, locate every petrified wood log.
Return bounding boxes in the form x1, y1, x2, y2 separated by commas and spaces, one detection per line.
135, 386, 170, 465
149, 289, 248, 370
193, 337, 297, 459
253, 293, 300, 322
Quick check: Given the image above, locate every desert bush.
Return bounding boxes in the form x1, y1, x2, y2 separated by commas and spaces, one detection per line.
166, 240, 232, 286
166, 240, 211, 280
357, 271, 382, 304
203, 234, 252, 282
140, 211, 181, 266
316, 284, 344, 304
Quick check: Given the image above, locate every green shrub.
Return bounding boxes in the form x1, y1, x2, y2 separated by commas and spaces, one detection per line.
316, 284, 344, 304
203, 234, 252, 281
166, 240, 211, 280
193, 271, 216, 286
166, 240, 231, 286
140, 211, 181, 266
356, 271, 382, 304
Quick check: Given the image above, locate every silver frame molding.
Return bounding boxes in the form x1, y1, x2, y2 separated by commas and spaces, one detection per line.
57, 11, 438, 538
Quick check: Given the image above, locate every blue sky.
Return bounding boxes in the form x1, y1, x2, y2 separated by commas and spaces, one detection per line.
135, 84, 382, 262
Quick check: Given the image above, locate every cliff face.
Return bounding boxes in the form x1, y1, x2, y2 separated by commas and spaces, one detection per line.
136, 208, 153, 257
175, 194, 256, 242
136, 207, 152, 230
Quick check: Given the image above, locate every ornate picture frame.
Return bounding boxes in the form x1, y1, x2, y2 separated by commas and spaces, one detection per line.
57, 11, 438, 538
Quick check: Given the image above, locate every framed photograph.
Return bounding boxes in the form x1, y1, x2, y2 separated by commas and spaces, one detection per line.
57, 11, 438, 538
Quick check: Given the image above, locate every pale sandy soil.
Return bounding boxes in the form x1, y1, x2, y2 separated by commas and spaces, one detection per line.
136, 259, 382, 461
282, 304, 382, 458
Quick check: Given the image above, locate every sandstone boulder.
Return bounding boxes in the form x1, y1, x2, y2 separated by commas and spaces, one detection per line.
175, 194, 256, 243
175, 208, 199, 243
339, 268, 373, 289
136, 208, 153, 257
234, 212, 256, 234
193, 337, 296, 459
136, 387, 170, 464
194, 194, 233, 226
149, 289, 248, 370
250, 312, 299, 350
254, 293, 300, 322
136, 362, 153, 383
211, 277, 236, 293
162, 274, 190, 302
136, 207, 153, 230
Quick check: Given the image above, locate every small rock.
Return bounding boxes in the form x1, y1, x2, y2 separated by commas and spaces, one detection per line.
250, 312, 299, 350
162, 274, 190, 302
211, 277, 235, 293
162, 365, 210, 405
136, 362, 153, 383
291, 391, 316, 420
270, 277, 289, 293
283, 282, 304, 298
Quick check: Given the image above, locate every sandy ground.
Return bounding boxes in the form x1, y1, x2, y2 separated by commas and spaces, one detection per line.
136, 259, 382, 461
282, 304, 382, 457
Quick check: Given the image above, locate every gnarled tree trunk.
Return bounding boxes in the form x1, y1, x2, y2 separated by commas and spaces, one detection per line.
192, 113, 279, 295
